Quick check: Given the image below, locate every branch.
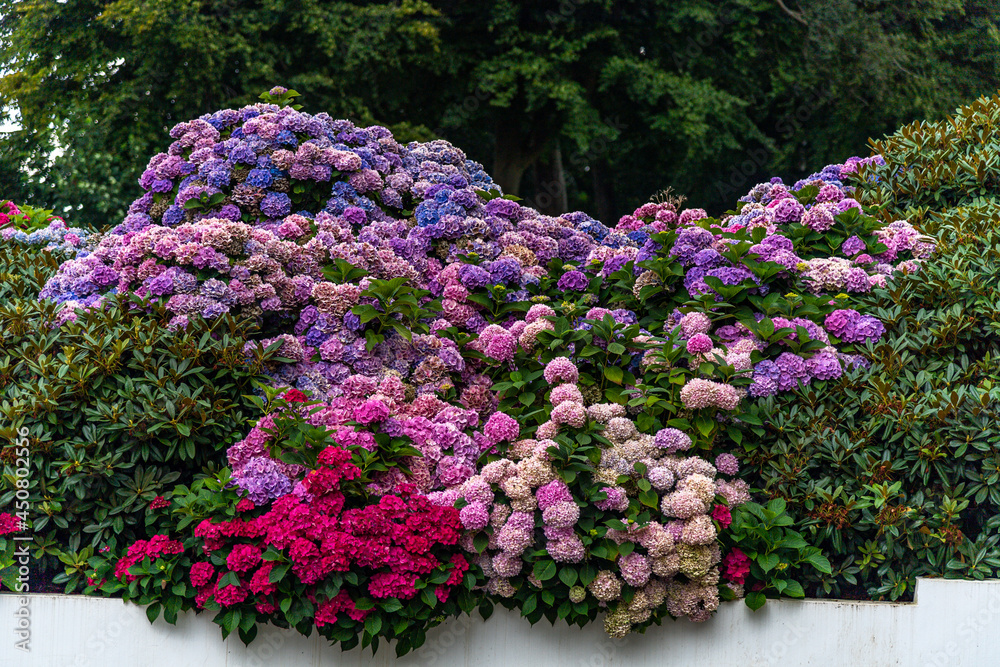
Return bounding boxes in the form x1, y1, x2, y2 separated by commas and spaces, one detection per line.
775, 0, 808, 26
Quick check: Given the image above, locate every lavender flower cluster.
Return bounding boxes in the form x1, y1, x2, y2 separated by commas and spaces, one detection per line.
30, 100, 659, 504
1, 219, 94, 257
611, 160, 934, 399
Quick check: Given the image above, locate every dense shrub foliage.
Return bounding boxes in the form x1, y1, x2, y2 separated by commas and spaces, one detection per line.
0, 236, 273, 590
743, 94, 1000, 600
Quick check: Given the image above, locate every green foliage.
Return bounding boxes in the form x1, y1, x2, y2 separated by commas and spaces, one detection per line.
4, 1, 999, 224
723, 499, 831, 609
743, 93, 1000, 600
352, 277, 442, 350
0, 243, 273, 590
1, 200, 62, 232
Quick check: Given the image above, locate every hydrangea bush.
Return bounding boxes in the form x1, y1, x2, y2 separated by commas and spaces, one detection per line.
87, 389, 479, 655
444, 354, 747, 636
5, 89, 943, 651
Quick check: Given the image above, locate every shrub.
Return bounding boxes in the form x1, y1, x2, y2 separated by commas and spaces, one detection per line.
65, 89, 926, 652
449, 351, 748, 635
741, 93, 1000, 600
89, 389, 480, 656
855, 91, 1000, 225
0, 237, 274, 590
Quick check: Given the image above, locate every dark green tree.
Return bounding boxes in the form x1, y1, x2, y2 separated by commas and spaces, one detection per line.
0, 0, 446, 228
2, 0, 999, 226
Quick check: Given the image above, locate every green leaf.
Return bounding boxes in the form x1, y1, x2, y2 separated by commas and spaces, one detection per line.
783, 580, 806, 598
745, 591, 767, 611
558, 568, 578, 587
421, 588, 437, 607
607, 342, 626, 355
759, 553, 780, 573
806, 553, 833, 574
269, 563, 289, 583
533, 560, 557, 581
381, 598, 403, 613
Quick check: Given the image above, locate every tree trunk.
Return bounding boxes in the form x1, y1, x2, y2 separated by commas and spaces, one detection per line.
492, 112, 552, 197
532, 141, 568, 216
493, 116, 535, 196
592, 158, 616, 224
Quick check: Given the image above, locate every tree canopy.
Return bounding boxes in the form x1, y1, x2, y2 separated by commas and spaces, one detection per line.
2, 0, 999, 228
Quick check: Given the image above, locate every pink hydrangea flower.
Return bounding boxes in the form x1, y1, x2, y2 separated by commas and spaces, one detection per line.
484, 412, 519, 443
543, 357, 579, 384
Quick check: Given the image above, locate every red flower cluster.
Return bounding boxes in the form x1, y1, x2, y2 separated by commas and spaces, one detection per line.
722, 548, 751, 585
0, 513, 23, 535
150, 495, 171, 509
113, 534, 184, 582
711, 504, 732, 528
236, 499, 255, 513
178, 446, 467, 624
284, 389, 308, 403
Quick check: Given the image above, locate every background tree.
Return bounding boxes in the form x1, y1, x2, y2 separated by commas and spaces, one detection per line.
2, 0, 999, 228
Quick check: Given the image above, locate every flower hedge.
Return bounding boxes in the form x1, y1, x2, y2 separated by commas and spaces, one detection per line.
0, 88, 941, 653
737, 93, 1000, 600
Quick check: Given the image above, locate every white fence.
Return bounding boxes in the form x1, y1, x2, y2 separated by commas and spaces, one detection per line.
3, 578, 999, 666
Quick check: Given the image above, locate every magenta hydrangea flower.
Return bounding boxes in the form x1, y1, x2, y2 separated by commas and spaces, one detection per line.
535, 479, 573, 510
679, 379, 743, 411
354, 399, 390, 424
483, 412, 519, 443
618, 552, 651, 587
551, 401, 587, 428
686, 333, 713, 354
805, 350, 843, 380
679, 312, 712, 337
557, 270, 590, 291
459, 502, 490, 531
595, 486, 629, 512
654, 428, 692, 453
714, 453, 739, 476
541, 501, 580, 528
